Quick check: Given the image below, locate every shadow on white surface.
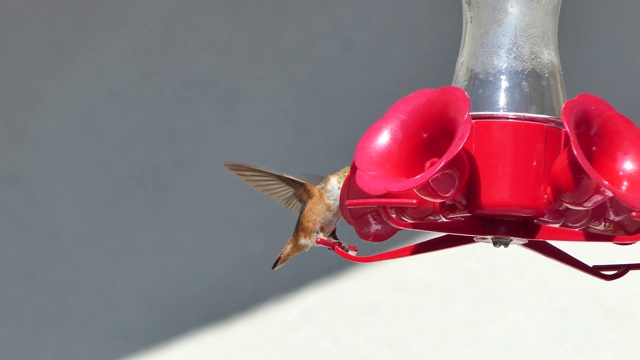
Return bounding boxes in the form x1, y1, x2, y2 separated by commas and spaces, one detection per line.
124, 237, 640, 360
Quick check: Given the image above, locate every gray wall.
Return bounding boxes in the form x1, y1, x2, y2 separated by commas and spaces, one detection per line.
1, 1, 639, 359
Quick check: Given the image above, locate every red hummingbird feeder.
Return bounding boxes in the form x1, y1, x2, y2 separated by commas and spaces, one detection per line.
317, 0, 640, 280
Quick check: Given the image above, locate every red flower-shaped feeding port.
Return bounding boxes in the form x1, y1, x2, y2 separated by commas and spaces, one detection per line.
341, 87, 472, 241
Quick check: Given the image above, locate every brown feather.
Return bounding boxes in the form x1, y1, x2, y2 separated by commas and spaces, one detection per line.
271, 240, 306, 270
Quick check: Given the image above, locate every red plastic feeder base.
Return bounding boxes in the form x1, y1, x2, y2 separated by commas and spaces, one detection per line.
331, 88, 640, 280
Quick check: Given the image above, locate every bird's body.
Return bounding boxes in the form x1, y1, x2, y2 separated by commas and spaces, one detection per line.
224, 162, 350, 269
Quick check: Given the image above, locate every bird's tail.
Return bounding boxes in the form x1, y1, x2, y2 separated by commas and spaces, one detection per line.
271, 240, 305, 270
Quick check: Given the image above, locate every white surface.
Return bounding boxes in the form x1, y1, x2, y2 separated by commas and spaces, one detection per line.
124, 239, 640, 360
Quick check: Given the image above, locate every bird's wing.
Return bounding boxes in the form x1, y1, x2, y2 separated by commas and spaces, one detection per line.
224, 162, 314, 214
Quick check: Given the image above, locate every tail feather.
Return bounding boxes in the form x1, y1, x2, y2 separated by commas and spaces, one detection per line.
271, 247, 294, 270
271, 241, 304, 270
271, 255, 285, 270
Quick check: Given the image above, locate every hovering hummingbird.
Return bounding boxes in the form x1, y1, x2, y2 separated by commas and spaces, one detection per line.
224, 162, 353, 270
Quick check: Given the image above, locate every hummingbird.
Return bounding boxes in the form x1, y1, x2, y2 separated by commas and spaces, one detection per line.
224, 162, 352, 270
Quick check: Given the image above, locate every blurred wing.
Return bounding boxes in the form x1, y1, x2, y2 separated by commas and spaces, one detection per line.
224, 162, 313, 214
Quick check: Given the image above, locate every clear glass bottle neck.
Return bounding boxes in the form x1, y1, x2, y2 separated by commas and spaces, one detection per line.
452, 0, 566, 117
